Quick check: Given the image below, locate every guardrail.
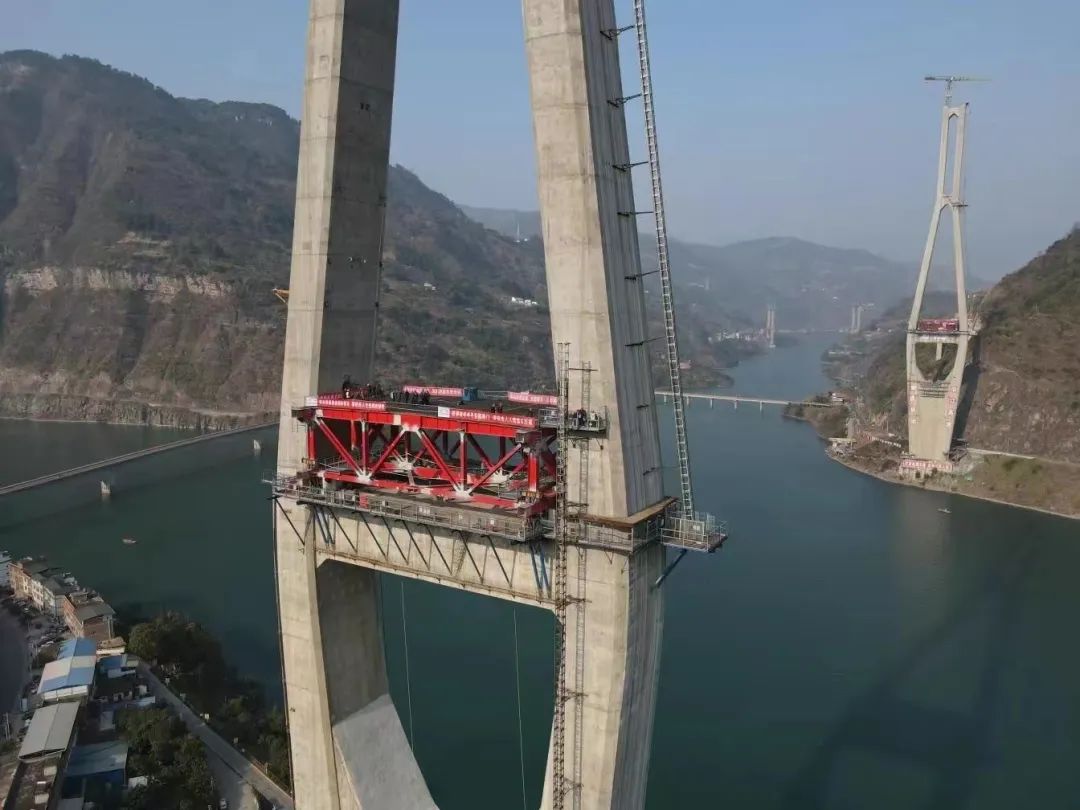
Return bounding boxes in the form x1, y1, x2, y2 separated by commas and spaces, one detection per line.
270, 477, 544, 542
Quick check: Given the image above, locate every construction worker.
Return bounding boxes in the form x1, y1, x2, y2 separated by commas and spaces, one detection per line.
342, 376, 353, 399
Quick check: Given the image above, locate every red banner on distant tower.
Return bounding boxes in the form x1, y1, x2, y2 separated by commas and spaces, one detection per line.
506, 391, 558, 406
403, 385, 464, 398
317, 396, 388, 411
449, 409, 537, 429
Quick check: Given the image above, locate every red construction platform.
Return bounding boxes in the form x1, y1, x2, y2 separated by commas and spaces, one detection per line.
915, 318, 960, 334
293, 387, 561, 516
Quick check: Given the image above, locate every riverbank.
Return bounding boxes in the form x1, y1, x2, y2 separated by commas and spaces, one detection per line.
827, 446, 1080, 521
0, 393, 272, 430
792, 380, 1080, 519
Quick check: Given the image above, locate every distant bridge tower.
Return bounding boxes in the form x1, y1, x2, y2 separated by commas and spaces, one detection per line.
849, 304, 863, 335
905, 77, 978, 467
765, 305, 776, 348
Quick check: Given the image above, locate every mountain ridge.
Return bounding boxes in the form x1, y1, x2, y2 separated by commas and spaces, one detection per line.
462, 205, 981, 331
0, 50, 746, 425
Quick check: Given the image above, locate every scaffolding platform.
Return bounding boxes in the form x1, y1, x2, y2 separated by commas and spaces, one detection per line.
279, 383, 722, 555
271, 475, 546, 543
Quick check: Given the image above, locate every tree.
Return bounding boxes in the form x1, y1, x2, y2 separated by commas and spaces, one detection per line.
127, 621, 164, 662
119, 708, 218, 810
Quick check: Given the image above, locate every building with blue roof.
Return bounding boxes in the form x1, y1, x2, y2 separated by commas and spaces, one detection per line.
37, 638, 98, 703
63, 741, 129, 789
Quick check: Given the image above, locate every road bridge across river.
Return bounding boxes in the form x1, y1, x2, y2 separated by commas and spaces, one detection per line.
0, 422, 275, 498
656, 391, 838, 409
0, 421, 277, 530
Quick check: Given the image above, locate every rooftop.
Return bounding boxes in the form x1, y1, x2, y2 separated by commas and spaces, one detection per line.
14, 559, 52, 576
43, 577, 74, 597
97, 654, 129, 673
19, 702, 79, 760
74, 602, 115, 622
58, 638, 98, 659
39, 644, 98, 695
65, 741, 128, 779
8, 755, 64, 810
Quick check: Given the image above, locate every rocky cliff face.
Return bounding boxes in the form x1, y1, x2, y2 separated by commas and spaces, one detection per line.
959, 228, 1080, 461
0, 51, 743, 425
0, 265, 281, 422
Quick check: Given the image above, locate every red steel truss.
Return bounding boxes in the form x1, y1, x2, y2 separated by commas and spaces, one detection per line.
294, 393, 559, 515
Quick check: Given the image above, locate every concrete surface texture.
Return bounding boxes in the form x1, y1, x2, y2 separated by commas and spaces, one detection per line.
524, 0, 663, 519
906, 102, 971, 462
523, 1, 665, 808
275, 2, 434, 809
275, 0, 668, 808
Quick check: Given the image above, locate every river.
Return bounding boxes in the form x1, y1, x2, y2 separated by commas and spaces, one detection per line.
2, 337, 1080, 809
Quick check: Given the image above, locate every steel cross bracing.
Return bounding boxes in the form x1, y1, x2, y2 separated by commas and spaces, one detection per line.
632, 0, 693, 517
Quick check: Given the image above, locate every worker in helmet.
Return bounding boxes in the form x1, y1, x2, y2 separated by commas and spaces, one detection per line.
342, 376, 353, 399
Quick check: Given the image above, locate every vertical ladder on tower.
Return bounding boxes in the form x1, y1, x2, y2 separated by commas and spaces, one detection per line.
571, 361, 591, 810
632, 0, 693, 517
552, 343, 573, 810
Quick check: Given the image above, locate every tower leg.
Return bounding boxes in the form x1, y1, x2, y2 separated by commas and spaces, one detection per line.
541, 545, 665, 810
275, 2, 435, 807
276, 509, 434, 809
524, 0, 666, 807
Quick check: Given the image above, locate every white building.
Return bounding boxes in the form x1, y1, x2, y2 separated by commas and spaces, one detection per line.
0, 551, 11, 589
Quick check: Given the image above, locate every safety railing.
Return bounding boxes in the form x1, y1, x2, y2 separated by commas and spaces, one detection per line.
536, 406, 609, 434
270, 476, 545, 542
661, 511, 728, 552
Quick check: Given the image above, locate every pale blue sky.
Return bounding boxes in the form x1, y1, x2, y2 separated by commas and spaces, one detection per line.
4, 0, 1079, 278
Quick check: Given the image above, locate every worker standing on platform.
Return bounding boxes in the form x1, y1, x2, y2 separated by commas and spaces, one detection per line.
342, 376, 353, 399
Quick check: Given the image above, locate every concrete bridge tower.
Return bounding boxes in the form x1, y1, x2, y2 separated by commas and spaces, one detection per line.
271, 2, 722, 809
905, 78, 974, 467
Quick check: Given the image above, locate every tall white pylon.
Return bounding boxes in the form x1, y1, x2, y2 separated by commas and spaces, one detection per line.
904, 77, 978, 466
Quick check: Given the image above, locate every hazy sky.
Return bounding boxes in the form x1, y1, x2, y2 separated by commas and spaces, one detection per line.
4, 0, 1079, 279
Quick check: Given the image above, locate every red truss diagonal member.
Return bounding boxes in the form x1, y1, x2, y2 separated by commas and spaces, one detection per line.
296, 395, 559, 514
314, 418, 364, 477
468, 443, 527, 495
368, 429, 408, 478
466, 434, 496, 472
416, 430, 465, 493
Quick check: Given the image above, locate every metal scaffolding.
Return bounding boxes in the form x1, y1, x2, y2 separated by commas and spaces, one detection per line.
633, 0, 694, 519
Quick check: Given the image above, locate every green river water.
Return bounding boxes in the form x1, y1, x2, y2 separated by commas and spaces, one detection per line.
2, 337, 1079, 809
